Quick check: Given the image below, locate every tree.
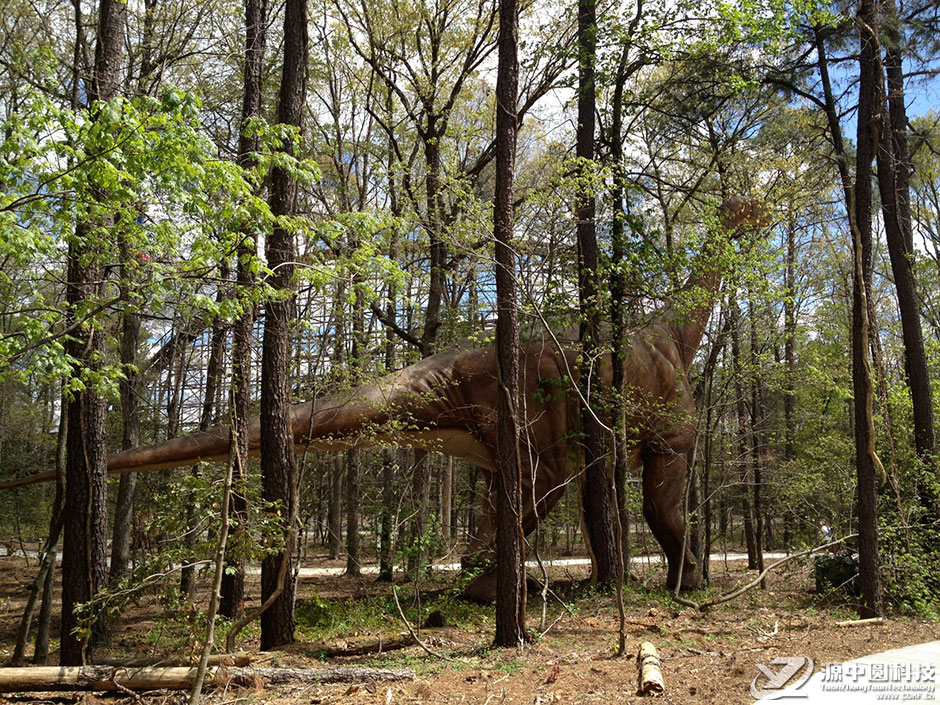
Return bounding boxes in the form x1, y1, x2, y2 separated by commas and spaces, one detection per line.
875, 0, 938, 516
492, 0, 525, 648
221, 0, 268, 621
848, 0, 885, 616
60, 0, 126, 665
576, 0, 618, 587
345, 284, 365, 577
260, 0, 308, 649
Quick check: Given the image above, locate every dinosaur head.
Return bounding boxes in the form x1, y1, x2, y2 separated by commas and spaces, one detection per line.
719, 196, 772, 236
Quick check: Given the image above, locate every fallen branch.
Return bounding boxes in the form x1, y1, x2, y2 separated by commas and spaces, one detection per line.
835, 616, 885, 627
286, 634, 423, 658
236, 667, 414, 687
391, 587, 451, 661
0, 665, 415, 693
636, 641, 664, 696
673, 535, 859, 612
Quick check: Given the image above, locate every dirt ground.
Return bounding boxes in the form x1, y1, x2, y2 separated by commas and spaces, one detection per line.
0, 552, 936, 705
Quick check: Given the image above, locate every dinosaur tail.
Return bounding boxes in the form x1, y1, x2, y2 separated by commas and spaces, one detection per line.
108, 427, 237, 474
0, 350, 494, 490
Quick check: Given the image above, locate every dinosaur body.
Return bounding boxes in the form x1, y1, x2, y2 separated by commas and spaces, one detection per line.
3, 199, 763, 600
104, 318, 703, 596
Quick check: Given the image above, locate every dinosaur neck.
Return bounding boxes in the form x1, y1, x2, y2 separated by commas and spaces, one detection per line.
665, 197, 759, 371
668, 262, 724, 372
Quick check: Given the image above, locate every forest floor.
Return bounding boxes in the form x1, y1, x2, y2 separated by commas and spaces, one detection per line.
0, 551, 936, 704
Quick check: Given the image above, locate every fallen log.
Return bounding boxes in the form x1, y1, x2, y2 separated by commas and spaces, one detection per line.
0, 665, 414, 693
97, 652, 251, 668
636, 641, 664, 696
240, 667, 413, 687
286, 630, 447, 658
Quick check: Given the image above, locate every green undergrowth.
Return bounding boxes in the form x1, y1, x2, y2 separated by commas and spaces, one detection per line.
294, 586, 492, 643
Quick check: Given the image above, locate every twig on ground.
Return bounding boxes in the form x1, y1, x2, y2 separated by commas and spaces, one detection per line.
675, 535, 860, 611
391, 587, 452, 661
836, 616, 885, 627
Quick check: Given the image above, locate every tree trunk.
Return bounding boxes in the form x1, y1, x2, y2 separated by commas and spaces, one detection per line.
730, 300, 757, 569
576, 0, 617, 586
852, 0, 884, 617
345, 448, 361, 576
0, 666, 414, 693
109, 289, 140, 584
701, 398, 713, 584
876, 0, 938, 515
34, 396, 68, 664
378, 172, 400, 583
183, 293, 228, 598
408, 450, 431, 573
693, 315, 727, 583
327, 279, 346, 562
260, 0, 307, 649
345, 285, 365, 576
408, 127, 448, 571
220, 0, 266, 611
747, 297, 766, 585
378, 448, 396, 581
492, 0, 525, 645
607, 46, 634, 579
466, 465, 480, 546
33, 543, 58, 664
441, 456, 453, 542
783, 215, 796, 463
12, 406, 66, 665
61, 150, 112, 669
60, 0, 125, 664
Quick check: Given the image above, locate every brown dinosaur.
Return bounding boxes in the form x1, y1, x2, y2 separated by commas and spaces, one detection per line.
2, 198, 761, 599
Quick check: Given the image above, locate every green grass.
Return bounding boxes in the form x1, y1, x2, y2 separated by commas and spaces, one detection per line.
293, 587, 492, 642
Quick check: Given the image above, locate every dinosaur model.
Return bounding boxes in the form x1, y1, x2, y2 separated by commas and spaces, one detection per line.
3, 198, 762, 601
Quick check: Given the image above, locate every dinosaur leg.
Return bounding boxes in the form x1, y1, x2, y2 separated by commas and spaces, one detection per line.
641, 448, 701, 590
460, 474, 498, 603
461, 458, 570, 603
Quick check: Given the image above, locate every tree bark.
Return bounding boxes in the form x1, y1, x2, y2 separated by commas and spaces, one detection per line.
34, 397, 68, 664
378, 158, 401, 583
607, 44, 636, 579
328, 455, 343, 560
492, 0, 525, 646
783, 215, 796, 463
0, 666, 414, 693
378, 447, 396, 581
345, 447, 361, 576
441, 456, 453, 542
260, 0, 307, 649
327, 279, 346, 561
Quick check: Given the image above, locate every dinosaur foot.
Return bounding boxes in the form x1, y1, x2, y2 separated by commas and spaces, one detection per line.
666, 564, 702, 592
460, 570, 542, 605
